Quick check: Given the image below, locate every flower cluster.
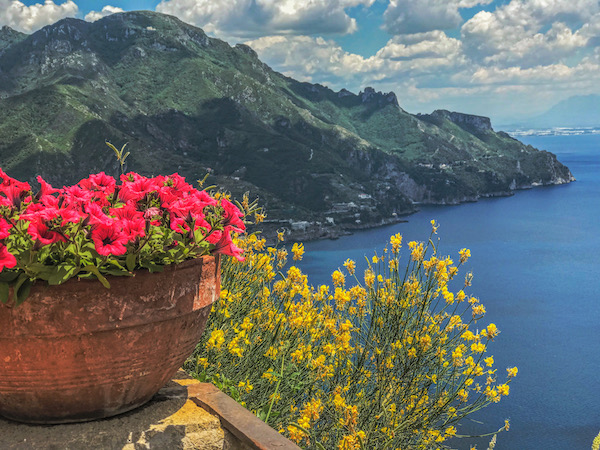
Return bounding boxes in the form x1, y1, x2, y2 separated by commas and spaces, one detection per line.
0, 168, 245, 304
187, 224, 517, 449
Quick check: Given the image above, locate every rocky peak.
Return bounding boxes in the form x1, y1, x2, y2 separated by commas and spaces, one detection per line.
359, 87, 399, 107
337, 88, 353, 98
235, 43, 257, 58
431, 109, 493, 132
0, 25, 27, 52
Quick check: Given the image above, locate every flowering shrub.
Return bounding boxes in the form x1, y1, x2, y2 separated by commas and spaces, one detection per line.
187, 224, 517, 449
0, 168, 245, 304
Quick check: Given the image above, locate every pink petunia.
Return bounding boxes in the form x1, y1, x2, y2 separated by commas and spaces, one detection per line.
27, 219, 66, 245
0, 244, 17, 272
0, 218, 11, 239
91, 224, 128, 256
220, 198, 245, 233
79, 172, 116, 194
210, 229, 244, 261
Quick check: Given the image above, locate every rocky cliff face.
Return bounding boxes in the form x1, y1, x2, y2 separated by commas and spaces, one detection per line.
428, 110, 493, 132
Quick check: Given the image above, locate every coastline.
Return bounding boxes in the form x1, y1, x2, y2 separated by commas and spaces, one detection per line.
251, 176, 575, 245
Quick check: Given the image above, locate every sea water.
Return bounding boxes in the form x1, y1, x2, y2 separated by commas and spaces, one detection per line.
299, 134, 600, 449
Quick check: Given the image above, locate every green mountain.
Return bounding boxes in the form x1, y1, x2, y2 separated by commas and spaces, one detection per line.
0, 11, 573, 237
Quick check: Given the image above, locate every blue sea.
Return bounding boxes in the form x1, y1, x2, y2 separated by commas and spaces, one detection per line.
299, 134, 600, 449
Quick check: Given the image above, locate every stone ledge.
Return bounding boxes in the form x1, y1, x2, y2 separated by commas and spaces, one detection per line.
0, 372, 301, 450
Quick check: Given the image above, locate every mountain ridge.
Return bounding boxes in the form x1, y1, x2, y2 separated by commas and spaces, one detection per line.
0, 11, 574, 240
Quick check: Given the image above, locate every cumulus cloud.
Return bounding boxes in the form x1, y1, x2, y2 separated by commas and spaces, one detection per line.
461, 0, 600, 67
155, 0, 374, 39
0, 0, 78, 33
84, 5, 124, 23
245, 35, 372, 87
246, 31, 467, 92
383, 0, 492, 35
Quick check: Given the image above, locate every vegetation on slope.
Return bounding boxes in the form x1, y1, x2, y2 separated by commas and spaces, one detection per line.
0, 11, 573, 233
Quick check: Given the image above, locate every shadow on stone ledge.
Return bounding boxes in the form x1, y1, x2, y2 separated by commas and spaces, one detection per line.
0, 378, 224, 449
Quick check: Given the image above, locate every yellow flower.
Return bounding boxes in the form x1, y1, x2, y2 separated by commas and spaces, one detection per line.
196, 357, 208, 369
237, 381, 254, 393
408, 241, 425, 261
390, 233, 403, 253
484, 356, 494, 367
471, 342, 486, 353
497, 384, 510, 396
462, 330, 478, 341
459, 248, 471, 263
483, 323, 499, 340
430, 219, 439, 234
291, 243, 305, 261
445, 426, 457, 437
472, 303, 486, 318
332, 269, 346, 287
343, 258, 356, 275
364, 269, 375, 288
507, 366, 519, 377
206, 329, 225, 350
264, 346, 278, 359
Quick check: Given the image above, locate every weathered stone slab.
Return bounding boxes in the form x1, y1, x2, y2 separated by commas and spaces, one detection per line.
0, 378, 224, 449
0, 372, 299, 450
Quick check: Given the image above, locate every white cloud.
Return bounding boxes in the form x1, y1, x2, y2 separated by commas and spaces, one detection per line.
383, 0, 492, 35
245, 31, 467, 93
0, 0, 78, 33
155, 0, 374, 39
461, 0, 600, 67
245, 35, 372, 88
84, 5, 124, 23
376, 31, 463, 62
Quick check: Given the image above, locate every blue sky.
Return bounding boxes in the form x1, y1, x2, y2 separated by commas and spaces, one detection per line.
4, 0, 600, 124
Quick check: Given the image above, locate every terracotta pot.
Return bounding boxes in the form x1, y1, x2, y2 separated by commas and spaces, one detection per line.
0, 255, 220, 424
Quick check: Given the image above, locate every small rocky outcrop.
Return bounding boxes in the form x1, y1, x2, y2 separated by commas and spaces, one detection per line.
430, 109, 493, 132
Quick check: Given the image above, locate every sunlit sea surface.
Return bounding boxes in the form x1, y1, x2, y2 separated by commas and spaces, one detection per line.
299, 134, 600, 449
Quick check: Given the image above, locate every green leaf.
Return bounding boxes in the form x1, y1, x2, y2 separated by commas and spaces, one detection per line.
0, 271, 19, 283
15, 278, 32, 306
82, 265, 111, 289
126, 253, 136, 272
48, 263, 79, 285
0, 282, 9, 304
107, 259, 126, 271
103, 269, 133, 277
139, 261, 164, 273
12, 274, 31, 306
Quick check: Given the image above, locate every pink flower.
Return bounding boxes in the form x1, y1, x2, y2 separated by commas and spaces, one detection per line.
0, 183, 31, 209
210, 230, 244, 261
91, 224, 128, 256
79, 172, 116, 194
110, 202, 143, 221
37, 176, 60, 196
0, 219, 11, 239
27, 219, 66, 245
85, 203, 113, 227
0, 244, 16, 272
121, 218, 146, 241
221, 198, 245, 233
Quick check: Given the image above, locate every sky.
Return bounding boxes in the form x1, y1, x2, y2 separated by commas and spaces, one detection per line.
2, 0, 600, 124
